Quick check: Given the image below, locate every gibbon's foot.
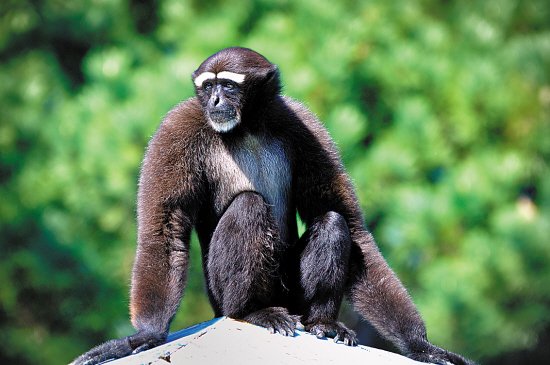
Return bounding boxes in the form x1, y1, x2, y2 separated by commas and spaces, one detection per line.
305, 320, 357, 346
242, 307, 301, 337
408, 341, 477, 365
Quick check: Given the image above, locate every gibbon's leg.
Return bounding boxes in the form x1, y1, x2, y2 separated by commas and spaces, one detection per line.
206, 191, 299, 335
292, 211, 357, 345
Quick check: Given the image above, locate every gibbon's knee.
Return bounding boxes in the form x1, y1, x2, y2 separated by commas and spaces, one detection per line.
210, 191, 277, 251
309, 211, 351, 254
299, 211, 352, 282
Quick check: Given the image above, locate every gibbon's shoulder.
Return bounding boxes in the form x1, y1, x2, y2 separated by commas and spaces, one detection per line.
143, 97, 213, 170
159, 97, 207, 135
278, 95, 336, 151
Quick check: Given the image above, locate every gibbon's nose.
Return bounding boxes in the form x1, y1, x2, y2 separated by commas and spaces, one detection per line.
211, 85, 224, 108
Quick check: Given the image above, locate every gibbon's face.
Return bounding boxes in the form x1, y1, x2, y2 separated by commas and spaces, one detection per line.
194, 71, 246, 133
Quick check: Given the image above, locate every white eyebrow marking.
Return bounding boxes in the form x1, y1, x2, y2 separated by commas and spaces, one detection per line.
194, 72, 216, 87
194, 71, 246, 88
217, 71, 246, 84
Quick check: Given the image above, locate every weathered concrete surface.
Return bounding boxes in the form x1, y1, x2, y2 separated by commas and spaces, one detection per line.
106, 317, 426, 364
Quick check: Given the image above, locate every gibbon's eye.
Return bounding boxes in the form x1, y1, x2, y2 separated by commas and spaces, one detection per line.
223, 81, 235, 90
204, 82, 213, 93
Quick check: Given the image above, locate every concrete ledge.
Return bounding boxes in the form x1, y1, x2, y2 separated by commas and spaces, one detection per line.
106, 317, 425, 364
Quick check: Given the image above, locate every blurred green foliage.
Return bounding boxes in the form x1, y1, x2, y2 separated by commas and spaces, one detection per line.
0, 0, 549, 364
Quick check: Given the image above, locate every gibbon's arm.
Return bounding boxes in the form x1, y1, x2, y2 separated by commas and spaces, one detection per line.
70, 100, 205, 365
287, 100, 474, 365
130, 99, 205, 343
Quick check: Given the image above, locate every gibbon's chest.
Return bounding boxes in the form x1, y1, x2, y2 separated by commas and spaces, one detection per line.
208, 134, 292, 238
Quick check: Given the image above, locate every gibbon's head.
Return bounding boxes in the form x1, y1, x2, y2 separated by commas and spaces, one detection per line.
192, 47, 281, 133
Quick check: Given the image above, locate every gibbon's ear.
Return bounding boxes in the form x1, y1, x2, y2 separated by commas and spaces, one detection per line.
264, 65, 281, 94
242, 64, 281, 106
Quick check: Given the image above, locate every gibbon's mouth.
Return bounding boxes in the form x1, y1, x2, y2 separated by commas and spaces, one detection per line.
209, 109, 237, 119
208, 110, 239, 132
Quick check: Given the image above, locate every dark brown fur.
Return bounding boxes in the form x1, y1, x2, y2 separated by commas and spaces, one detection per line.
71, 48, 474, 365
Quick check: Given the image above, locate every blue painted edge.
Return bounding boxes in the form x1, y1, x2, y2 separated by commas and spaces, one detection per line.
166, 316, 225, 342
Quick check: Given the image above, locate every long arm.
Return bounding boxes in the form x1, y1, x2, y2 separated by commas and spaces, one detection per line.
287, 98, 474, 365
71, 100, 205, 365
130, 101, 206, 350
129, 163, 194, 349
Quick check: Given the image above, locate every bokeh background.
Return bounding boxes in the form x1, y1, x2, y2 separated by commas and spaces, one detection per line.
1, 0, 549, 364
